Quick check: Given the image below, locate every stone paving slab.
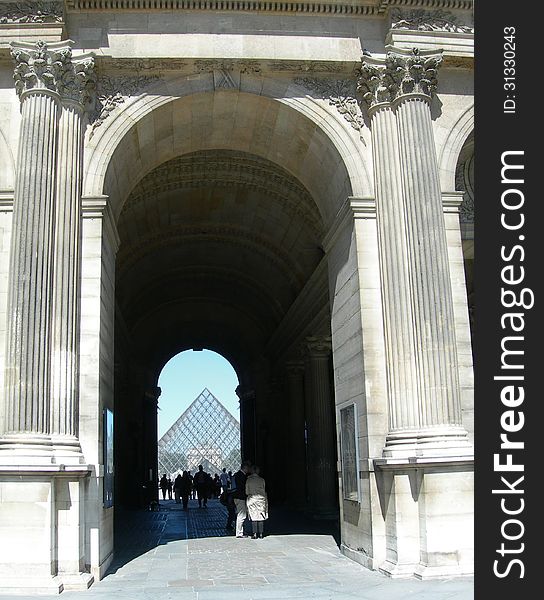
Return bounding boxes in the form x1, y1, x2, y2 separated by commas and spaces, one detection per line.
0, 499, 474, 599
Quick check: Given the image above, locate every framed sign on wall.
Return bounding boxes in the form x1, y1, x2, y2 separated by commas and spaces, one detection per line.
103, 408, 114, 508
339, 403, 360, 502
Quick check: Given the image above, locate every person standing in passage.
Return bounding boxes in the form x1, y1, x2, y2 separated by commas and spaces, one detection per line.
246, 465, 268, 539
167, 478, 173, 500
181, 470, 192, 510
193, 465, 208, 508
213, 474, 221, 498
159, 474, 168, 501
220, 468, 230, 494
174, 473, 183, 504
232, 461, 252, 538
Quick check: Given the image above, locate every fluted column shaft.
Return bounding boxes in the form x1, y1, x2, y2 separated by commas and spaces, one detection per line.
285, 361, 307, 508
4, 90, 59, 434
50, 101, 84, 438
304, 338, 337, 513
2, 41, 95, 455
359, 48, 470, 456
395, 93, 463, 432
370, 104, 419, 433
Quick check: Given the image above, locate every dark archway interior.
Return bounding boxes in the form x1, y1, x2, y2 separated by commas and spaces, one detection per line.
113, 149, 337, 517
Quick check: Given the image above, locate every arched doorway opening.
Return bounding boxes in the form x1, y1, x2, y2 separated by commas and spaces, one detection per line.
81, 83, 378, 572
157, 350, 241, 491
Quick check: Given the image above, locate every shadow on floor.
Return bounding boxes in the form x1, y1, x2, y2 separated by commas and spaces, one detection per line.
108, 498, 340, 575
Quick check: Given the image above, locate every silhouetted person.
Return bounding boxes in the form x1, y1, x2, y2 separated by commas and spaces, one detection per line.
233, 460, 252, 537
174, 473, 183, 504
220, 468, 230, 493
246, 465, 268, 539
189, 472, 196, 499
167, 478, 173, 500
181, 470, 192, 510
193, 465, 208, 508
213, 474, 221, 498
159, 474, 168, 501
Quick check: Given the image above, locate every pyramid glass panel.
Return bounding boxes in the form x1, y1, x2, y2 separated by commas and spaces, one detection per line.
158, 388, 241, 477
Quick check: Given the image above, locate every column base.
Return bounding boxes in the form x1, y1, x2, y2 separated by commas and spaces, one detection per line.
0, 433, 86, 467
0, 463, 93, 595
373, 457, 474, 579
379, 560, 419, 579
383, 426, 473, 459
58, 573, 95, 591
414, 563, 474, 580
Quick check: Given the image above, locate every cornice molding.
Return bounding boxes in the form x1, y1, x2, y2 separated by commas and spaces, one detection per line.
64, 0, 474, 16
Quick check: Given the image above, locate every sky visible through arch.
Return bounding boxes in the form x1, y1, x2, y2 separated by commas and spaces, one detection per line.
157, 349, 240, 439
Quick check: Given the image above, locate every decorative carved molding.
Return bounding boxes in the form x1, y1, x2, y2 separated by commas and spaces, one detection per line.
64, 0, 475, 17
456, 147, 474, 223
122, 150, 322, 235
271, 61, 347, 74
90, 74, 158, 134
390, 8, 474, 34
100, 58, 189, 72
194, 59, 261, 75
295, 77, 364, 135
11, 41, 95, 107
0, 1, 63, 24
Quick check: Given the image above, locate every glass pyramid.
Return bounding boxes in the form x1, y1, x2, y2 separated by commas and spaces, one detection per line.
158, 388, 241, 477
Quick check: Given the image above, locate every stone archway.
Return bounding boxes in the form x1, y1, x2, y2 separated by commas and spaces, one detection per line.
76, 84, 379, 577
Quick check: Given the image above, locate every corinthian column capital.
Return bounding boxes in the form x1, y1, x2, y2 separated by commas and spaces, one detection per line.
357, 60, 396, 112
305, 336, 332, 358
386, 47, 442, 101
11, 40, 96, 108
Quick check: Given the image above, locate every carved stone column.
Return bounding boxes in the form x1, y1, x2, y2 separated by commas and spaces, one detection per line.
2, 41, 95, 461
359, 48, 471, 457
285, 361, 307, 509
236, 384, 256, 463
304, 337, 337, 515
357, 62, 420, 438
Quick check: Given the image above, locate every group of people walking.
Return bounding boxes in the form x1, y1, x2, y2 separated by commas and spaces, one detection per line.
159, 460, 268, 539
160, 465, 220, 509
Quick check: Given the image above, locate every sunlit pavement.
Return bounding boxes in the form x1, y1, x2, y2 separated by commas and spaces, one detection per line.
1, 499, 473, 599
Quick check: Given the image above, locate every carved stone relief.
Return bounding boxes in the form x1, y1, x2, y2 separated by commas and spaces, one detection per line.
0, 1, 63, 24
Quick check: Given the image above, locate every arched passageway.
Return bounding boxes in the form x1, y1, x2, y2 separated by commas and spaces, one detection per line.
108, 89, 354, 520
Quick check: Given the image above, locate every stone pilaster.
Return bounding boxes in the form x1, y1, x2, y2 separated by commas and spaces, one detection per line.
285, 361, 307, 508
2, 40, 95, 463
359, 48, 471, 457
50, 49, 95, 442
304, 337, 337, 515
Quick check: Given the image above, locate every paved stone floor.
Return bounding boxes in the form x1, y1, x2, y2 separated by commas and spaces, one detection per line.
1, 499, 474, 599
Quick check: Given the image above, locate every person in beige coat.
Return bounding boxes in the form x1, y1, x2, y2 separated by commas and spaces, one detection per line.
245, 465, 268, 539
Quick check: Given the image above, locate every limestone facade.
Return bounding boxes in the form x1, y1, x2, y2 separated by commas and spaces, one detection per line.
0, 0, 474, 593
